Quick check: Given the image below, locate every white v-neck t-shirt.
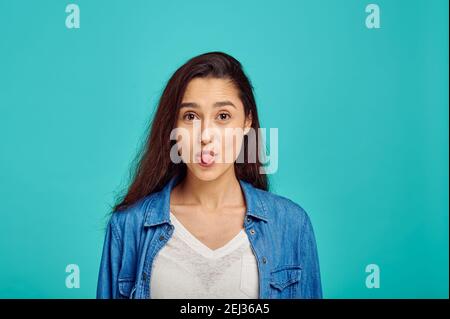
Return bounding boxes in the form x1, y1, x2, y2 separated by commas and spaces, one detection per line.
149, 212, 259, 299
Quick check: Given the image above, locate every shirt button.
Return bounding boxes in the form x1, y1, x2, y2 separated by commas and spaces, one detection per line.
262, 257, 267, 264
246, 217, 251, 223
250, 229, 256, 235
159, 235, 165, 241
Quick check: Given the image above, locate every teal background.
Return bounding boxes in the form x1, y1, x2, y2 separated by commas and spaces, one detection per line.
0, 0, 448, 298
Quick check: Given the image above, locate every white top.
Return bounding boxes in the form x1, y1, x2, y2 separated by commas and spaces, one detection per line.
149, 212, 259, 299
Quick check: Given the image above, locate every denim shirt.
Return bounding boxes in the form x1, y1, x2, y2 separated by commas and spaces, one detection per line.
97, 174, 323, 299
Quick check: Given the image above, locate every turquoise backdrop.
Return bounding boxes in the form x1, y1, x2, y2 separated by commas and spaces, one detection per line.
0, 0, 448, 298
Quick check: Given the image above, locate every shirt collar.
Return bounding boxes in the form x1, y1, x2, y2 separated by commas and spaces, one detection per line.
143, 174, 269, 227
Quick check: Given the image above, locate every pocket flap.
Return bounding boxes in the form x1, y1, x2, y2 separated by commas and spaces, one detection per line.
269, 265, 302, 291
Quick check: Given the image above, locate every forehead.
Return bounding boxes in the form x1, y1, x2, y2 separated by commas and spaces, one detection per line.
182, 77, 241, 104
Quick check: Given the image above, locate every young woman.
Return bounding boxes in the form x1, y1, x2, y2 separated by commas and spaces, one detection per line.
97, 52, 322, 299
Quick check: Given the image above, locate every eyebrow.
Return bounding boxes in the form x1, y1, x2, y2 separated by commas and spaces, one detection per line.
179, 100, 237, 109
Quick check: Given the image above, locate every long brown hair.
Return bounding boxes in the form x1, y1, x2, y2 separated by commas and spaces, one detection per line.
113, 51, 268, 212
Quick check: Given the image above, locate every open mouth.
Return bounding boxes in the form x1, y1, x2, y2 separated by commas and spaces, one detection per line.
196, 150, 216, 167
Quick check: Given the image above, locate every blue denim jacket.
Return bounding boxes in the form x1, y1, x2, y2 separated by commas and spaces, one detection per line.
97, 174, 322, 299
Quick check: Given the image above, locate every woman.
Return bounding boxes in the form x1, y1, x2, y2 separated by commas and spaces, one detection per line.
97, 52, 322, 299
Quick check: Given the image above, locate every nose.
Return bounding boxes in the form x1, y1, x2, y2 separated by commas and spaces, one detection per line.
200, 119, 213, 145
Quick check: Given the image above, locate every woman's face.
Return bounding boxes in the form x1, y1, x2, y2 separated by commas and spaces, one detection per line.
174, 77, 252, 182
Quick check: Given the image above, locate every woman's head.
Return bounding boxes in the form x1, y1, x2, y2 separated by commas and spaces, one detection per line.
114, 52, 268, 212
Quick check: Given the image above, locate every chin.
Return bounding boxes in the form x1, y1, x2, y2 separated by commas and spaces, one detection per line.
187, 164, 231, 182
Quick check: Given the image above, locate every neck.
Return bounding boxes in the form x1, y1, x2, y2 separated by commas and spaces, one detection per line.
176, 167, 244, 211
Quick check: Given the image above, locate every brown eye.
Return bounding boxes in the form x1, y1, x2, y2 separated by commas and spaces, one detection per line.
183, 112, 197, 121
217, 113, 231, 121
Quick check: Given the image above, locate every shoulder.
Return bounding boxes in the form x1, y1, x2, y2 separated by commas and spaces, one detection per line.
108, 191, 161, 238
253, 186, 313, 231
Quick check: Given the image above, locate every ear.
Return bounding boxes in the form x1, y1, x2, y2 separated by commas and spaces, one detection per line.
244, 111, 253, 135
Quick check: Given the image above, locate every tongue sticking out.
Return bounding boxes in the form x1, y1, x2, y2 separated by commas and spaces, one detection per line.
201, 152, 215, 165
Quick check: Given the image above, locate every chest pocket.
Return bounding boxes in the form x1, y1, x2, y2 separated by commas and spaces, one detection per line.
269, 265, 302, 299
118, 277, 137, 299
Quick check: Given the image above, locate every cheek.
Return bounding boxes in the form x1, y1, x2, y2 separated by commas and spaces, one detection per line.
219, 130, 245, 163
174, 126, 195, 162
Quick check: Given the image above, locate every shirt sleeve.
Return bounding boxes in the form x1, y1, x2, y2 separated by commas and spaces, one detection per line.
298, 213, 323, 298
96, 216, 123, 299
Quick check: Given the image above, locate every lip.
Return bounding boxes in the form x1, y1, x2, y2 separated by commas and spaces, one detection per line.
198, 160, 215, 168
195, 150, 217, 167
